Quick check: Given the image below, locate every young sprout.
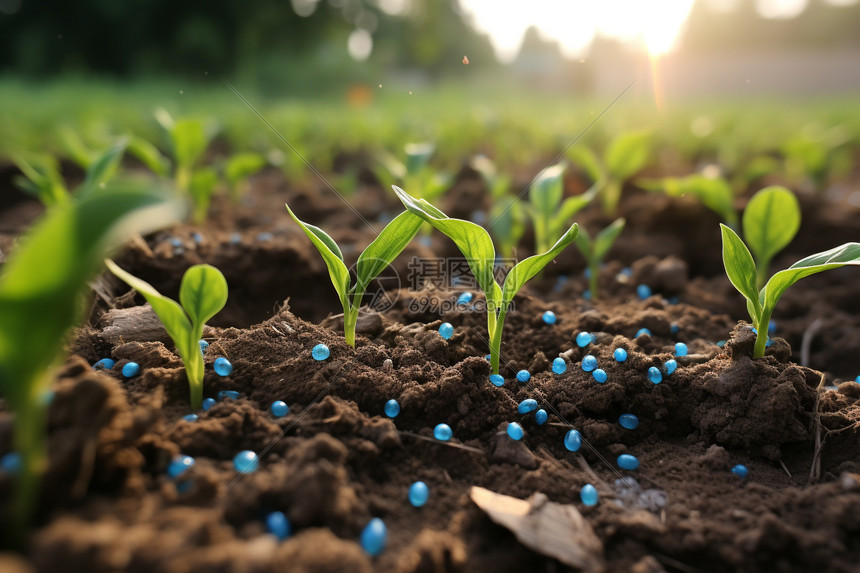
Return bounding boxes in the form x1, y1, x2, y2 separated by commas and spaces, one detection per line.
105, 261, 228, 410
285, 203, 422, 347
573, 218, 626, 299
721, 227, 860, 358
374, 142, 450, 202
528, 164, 596, 254
472, 155, 524, 259
639, 171, 738, 228
0, 184, 182, 543
567, 131, 652, 215
741, 186, 800, 289
393, 185, 578, 375
225, 152, 268, 203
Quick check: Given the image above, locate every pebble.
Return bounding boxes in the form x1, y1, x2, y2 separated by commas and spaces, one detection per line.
438, 322, 454, 340
0, 452, 21, 474
122, 362, 140, 378
433, 423, 452, 441
199, 340, 209, 354
614, 348, 628, 362
489, 374, 504, 387
167, 454, 195, 479
507, 422, 525, 441
552, 357, 567, 374
619, 414, 639, 429
214, 357, 233, 376
635, 328, 651, 338
664, 359, 678, 376
675, 342, 688, 357
564, 429, 582, 452
183, 413, 199, 422
576, 331, 591, 348
266, 511, 291, 540
535, 409, 548, 425
542, 310, 557, 325
271, 401, 289, 417
636, 284, 652, 299
518, 399, 538, 414
592, 369, 607, 383
218, 390, 240, 400
93, 358, 115, 370
233, 450, 259, 473
457, 292, 473, 305
408, 481, 429, 507
516, 369, 531, 383
617, 454, 640, 470
312, 344, 330, 361
732, 464, 749, 479
361, 518, 387, 557
647, 367, 662, 384
580, 484, 599, 506
581, 355, 598, 372
384, 399, 400, 418
202, 397, 216, 411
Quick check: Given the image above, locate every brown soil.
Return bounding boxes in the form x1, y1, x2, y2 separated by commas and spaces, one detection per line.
2, 166, 860, 572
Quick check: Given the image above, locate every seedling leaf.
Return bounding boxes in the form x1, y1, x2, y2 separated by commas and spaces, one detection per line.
742, 185, 800, 285
762, 243, 860, 311
180, 265, 229, 328
128, 135, 170, 177
605, 132, 651, 181
593, 218, 626, 262
285, 203, 350, 306
80, 140, 128, 197
354, 211, 422, 294
720, 224, 760, 312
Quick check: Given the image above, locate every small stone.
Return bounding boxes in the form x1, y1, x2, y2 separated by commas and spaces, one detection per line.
214, 357, 233, 376
408, 481, 429, 507
271, 401, 289, 417
433, 423, 452, 441
564, 429, 582, 452
312, 344, 330, 361
384, 399, 400, 418
233, 450, 259, 473
507, 422, 525, 441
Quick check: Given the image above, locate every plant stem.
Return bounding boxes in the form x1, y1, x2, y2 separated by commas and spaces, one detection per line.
753, 308, 773, 359
488, 305, 507, 375
344, 306, 358, 348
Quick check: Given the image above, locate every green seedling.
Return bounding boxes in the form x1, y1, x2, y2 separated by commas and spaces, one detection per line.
374, 142, 450, 202
639, 172, 737, 228
393, 185, 579, 375
528, 164, 596, 254
567, 131, 652, 215
472, 156, 524, 259
285, 203, 422, 347
225, 152, 267, 203
57, 125, 170, 177
742, 186, 800, 289
105, 261, 227, 410
574, 218, 626, 299
0, 184, 182, 544
721, 227, 860, 359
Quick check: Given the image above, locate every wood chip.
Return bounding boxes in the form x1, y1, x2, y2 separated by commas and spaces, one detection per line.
470, 486, 605, 571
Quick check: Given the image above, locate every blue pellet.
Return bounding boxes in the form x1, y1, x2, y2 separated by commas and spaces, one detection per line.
433, 424, 452, 441
535, 409, 548, 425
176, 480, 193, 494
581, 355, 598, 372
636, 284, 652, 299
167, 454, 195, 479
233, 450, 259, 473
518, 399, 538, 414
564, 429, 582, 452
580, 484, 599, 506
620, 267, 633, 277
0, 452, 21, 474
732, 464, 749, 479
122, 362, 140, 378
408, 481, 430, 507
361, 518, 387, 557
202, 398, 216, 411
438, 322, 454, 340
592, 369, 607, 383
229, 232, 242, 244
614, 348, 628, 362
619, 414, 639, 430
717, 340, 726, 348
199, 339, 209, 354
576, 332, 591, 347
265, 511, 291, 540
552, 357, 567, 374
664, 359, 678, 376
218, 390, 240, 400
674, 342, 688, 357
583, 290, 591, 300
457, 292, 473, 305
647, 367, 662, 384
617, 454, 640, 470
542, 310, 557, 325
312, 344, 330, 361
183, 414, 199, 422
257, 232, 273, 242
768, 320, 777, 334
485, 354, 491, 361
667, 296, 680, 305
192, 232, 203, 244
635, 328, 651, 338
489, 374, 505, 387
671, 323, 679, 334
419, 235, 432, 248
516, 370, 531, 383
214, 357, 233, 376
168, 237, 183, 247
384, 399, 400, 418
93, 358, 115, 370
583, 267, 592, 279
271, 401, 289, 417
855, 376, 860, 384
507, 422, 525, 440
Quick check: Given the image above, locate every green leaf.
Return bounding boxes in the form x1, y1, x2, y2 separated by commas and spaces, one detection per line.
605, 132, 651, 181
354, 211, 422, 295
404, 142, 434, 175
79, 140, 128, 197
285, 203, 351, 307
127, 135, 170, 177
502, 222, 578, 306
593, 218, 626, 261
720, 224, 760, 316
180, 265, 228, 328
552, 185, 597, 236
105, 259, 193, 349
170, 119, 208, 170
490, 197, 525, 258
57, 125, 95, 168
573, 224, 592, 255
762, 243, 860, 311
529, 164, 565, 223
225, 152, 267, 186
566, 146, 604, 183
11, 154, 69, 207
393, 185, 499, 300
742, 185, 800, 272
189, 167, 219, 223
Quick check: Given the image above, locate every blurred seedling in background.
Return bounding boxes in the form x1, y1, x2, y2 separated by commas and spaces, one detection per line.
573, 218, 626, 299
527, 163, 596, 254
472, 155, 525, 260
639, 167, 738, 228
374, 142, 451, 203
